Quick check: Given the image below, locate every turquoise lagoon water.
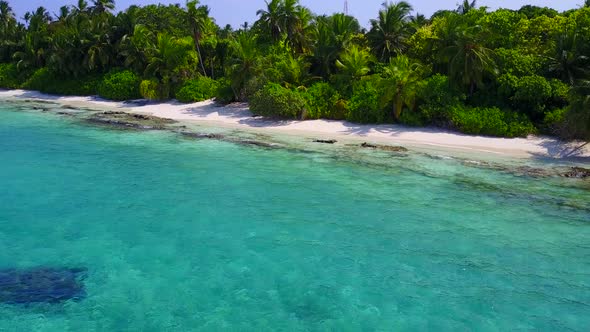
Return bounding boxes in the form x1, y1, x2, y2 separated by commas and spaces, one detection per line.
0, 101, 589, 331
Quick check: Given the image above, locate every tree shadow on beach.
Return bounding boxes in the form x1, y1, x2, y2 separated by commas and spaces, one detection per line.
531, 140, 590, 163
12, 90, 64, 101
340, 121, 459, 138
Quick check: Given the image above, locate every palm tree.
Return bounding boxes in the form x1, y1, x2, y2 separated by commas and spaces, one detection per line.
145, 34, 197, 99
13, 7, 52, 71
228, 32, 259, 100
380, 55, 425, 119
256, 0, 283, 42
73, 0, 89, 14
436, 23, 496, 95
287, 5, 312, 54
85, 18, 115, 71
457, 0, 477, 14
89, 0, 115, 15
409, 13, 428, 30
187, 0, 209, 77
335, 45, 372, 81
0, 0, 18, 62
310, 14, 361, 79
26, 6, 52, 31
0, 0, 15, 33
367, 1, 413, 62
56, 6, 71, 24
119, 24, 153, 73
547, 28, 588, 86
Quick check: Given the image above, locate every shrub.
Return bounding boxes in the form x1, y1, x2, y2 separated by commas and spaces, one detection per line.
450, 105, 536, 137
496, 73, 519, 100
0, 63, 21, 88
346, 79, 386, 123
495, 48, 544, 76
399, 110, 427, 127
139, 79, 161, 100
542, 108, 567, 135
302, 82, 345, 120
415, 74, 464, 124
175, 76, 219, 103
97, 70, 141, 101
513, 75, 552, 120
250, 83, 306, 119
215, 78, 235, 104
549, 79, 570, 108
23, 67, 101, 95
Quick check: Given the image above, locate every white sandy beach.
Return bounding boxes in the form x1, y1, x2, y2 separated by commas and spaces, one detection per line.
1, 89, 589, 160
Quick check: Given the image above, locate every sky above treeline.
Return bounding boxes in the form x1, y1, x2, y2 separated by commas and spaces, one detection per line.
8, 0, 583, 28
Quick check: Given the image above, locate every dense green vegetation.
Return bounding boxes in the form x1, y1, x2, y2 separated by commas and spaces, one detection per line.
0, 0, 589, 139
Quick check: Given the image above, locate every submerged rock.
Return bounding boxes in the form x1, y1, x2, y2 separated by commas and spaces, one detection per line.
0, 267, 87, 304
180, 132, 226, 140
562, 167, 590, 179
460, 160, 556, 178
313, 139, 337, 144
86, 111, 175, 130
179, 131, 281, 149
360, 142, 408, 152
231, 139, 282, 149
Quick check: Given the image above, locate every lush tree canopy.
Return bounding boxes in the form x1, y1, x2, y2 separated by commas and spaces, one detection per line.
0, 0, 589, 139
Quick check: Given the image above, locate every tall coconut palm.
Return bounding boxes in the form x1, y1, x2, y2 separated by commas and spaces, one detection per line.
56, 6, 71, 24
256, 0, 283, 42
380, 55, 425, 119
436, 24, 496, 95
228, 32, 259, 100
26, 6, 52, 31
310, 14, 361, 79
14, 7, 52, 71
73, 0, 89, 15
457, 0, 477, 15
89, 0, 115, 15
335, 45, 372, 81
367, 1, 413, 61
145, 34, 197, 98
85, 18, 115, 71
409, 13, 428, 30
0, 0, 18, 62
0, 0, 16, 33
287, 5, 312, 54
119, 24, 153, 72
187, 0, 209, 76
547, 28, 589, 86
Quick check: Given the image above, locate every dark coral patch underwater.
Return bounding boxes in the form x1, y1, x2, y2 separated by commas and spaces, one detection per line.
0, 267, 87, 305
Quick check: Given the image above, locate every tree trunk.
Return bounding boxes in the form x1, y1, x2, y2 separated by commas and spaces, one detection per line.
194, 34, 207, 77
210, 58, 214, 80
394, 94, 403, 120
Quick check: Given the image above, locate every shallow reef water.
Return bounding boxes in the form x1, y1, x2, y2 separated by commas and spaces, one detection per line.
0, 100, 589, 331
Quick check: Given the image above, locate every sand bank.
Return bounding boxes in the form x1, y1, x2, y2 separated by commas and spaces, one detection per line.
1, 89, 588, 160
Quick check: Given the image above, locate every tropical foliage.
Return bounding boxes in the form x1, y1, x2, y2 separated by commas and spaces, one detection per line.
0, 0, 589, 139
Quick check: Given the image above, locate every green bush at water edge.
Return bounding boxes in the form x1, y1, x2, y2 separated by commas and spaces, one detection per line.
346, 79, 386, 124
302, 82, 346, 120
176, 76, 219, 103
23, 68, 101, 96
97, 70, 141, 101
450, 105, 536, 138
0, 63, 22, 89
250, 83, 306, 119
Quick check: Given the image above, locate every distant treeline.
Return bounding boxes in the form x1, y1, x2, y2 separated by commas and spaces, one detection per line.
0, 0, 589, 139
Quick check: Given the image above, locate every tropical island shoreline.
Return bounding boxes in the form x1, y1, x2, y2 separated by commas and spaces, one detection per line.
2, 89, 589, 161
